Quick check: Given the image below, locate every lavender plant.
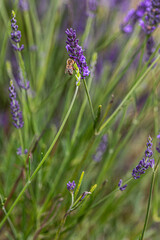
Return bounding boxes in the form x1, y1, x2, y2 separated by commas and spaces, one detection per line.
0, 1, 160, 239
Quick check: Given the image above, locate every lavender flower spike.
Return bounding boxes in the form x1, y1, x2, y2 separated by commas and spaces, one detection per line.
132, 136, 155, 180
140, 0, 160, 35
11, 10, 24, 51
67, 181, 76, 192
118, 179, 127, 191
120, 0, 149, 34
65, 28, 90, 79
9, 80, 24, 128
156, 133, 160, 153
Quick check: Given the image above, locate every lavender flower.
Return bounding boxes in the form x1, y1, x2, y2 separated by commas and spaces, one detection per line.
17, 147, 28, 155
93, 135, 108, 162
132, 136, 155, 179
156, 133, 160, 153
118, 179, 127, 191
67, 181, 76, 192
19, 0, 29, 11
81, 191, 91, 200
24, 149, 28, 154
65, 28, 90, 79
17, 147, 22, 155
121, 0, 149, 34
11, 10, 24, 51
9, 80, 24, 128
17, 147, 28, 156
139, 0, 160, 35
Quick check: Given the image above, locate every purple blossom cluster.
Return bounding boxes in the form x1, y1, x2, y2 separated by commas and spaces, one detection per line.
121, 0, 160, 63
132, 136, 155, 179
65, 28, 90, 79
67, 180, 76, 192
121, 0, 150, 34
140, 0, 160, 34
9, 80, 24, 129
11, 11, 24, 51
17, 147, 28, 155
93, 135, 108, 162
118, 179, 127, 191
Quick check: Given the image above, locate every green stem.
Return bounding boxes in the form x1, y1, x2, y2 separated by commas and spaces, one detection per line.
0, 86, 79, 229
0, 195, 18, 239
140, 172, 155, 240
82, 79, 95, 122
98, 55, 160, 133
18, 129, 24, 152
140, 158, 160, 240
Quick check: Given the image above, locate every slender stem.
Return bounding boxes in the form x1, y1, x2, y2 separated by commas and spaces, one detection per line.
0, 86, 79, 229
55, 213, 68, 240
0, 195, 18, 239
18, 129, 24, 152
70, 192, 74, 209
140, 158, 160, 240
140, 172, 155, 240
92, 177, 133, 209
82, 79, 95, 122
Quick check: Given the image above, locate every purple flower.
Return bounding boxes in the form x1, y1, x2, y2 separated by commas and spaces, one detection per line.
93, 135, 108, 162
80, 191, 91, 200
120, 1, 149, 34
132, 136, 155, 179
118, 179, 127, 191
65, 28, 90, 79
11, 11, 24, 51
24, 149, 28, 154
156, 133, 160, 153
17, 147, 22, 155
17, 147, 28, 155
139, 0, 160, 35
9, 80, 24, 128
19, 0, 29, 11
67, 180, 76, 192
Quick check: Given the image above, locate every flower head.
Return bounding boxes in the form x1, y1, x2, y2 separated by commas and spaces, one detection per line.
118, 179, 127, 191
120, 0, 149, 34
17, 147, 28, 155
11, 10, 24, 51
65, 28, 90, 79
67, 180, 76, 192
132, 136, 155, 179
140, 0, 160, 35
9, 80, 24, 128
